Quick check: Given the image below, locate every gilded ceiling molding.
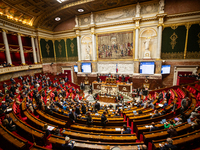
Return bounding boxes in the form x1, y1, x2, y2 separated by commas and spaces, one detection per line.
166, 11, 200, 19
35, 0, 95, 26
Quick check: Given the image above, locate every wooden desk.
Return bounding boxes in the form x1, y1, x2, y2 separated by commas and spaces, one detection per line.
99, 96, 116, 103
0, 124, 28, 150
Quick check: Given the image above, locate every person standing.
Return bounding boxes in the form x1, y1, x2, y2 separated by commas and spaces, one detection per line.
101, 111, 108, 127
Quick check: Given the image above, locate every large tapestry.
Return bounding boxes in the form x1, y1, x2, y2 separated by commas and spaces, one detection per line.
161, 25, 186, 59
55, 39, 67, 62
186, 24, 200, 59
97, 31, 133, 60
40, 38, 55, 63
66, 38, 78, 61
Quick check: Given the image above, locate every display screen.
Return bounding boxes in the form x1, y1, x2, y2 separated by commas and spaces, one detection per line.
81, 63, 92, 73
74, 65, 78, 72
161, 65, 171, 74
140, 62, 155, 74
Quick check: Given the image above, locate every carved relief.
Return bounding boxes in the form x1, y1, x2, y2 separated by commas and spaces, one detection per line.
95, 6, 135, 23
118, 64, 134, 74
98, 63, 116, 74
141, 2, 159, 15
79, 14, 91, 25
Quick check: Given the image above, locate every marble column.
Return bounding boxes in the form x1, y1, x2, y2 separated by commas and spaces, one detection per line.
2, 29, 12, 65
17, 33, 26, 65
76, 35, 81, 61
135, 27, 139, 60
34, 38, 40, 63
157, 24, 163, 59
92, 34, 96, 61
31, 36, 37, 64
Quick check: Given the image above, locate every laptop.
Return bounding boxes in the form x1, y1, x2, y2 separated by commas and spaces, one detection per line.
160, 119, 167, 124
133, 111, 137, 115
187, 118, 192, 124
174, 117, 179, 121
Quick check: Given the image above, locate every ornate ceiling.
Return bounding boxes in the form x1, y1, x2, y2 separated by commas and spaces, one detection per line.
0, 0, 152, 31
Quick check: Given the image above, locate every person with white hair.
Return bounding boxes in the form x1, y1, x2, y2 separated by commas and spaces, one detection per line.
61, 136, 75, 149
160, 138, 177, 150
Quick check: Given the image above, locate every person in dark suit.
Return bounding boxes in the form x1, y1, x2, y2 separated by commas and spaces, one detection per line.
94, 101, 100, 111
3, 82, 7, 88
75, 105, 80, 115
69, 109, 77, 123
149, 122, 159, 132
81, 104, 86, 114
61, 136, 74, 150
0, 90, 4, 97
122, 75, 125, 82
42, 124, 50, 137
101, 111, 108, 127
160, 138, 178, 150
121, 124, 131, 134
165, 90, 171, 104
167, 125, 177, 138
86, 112, 93, 126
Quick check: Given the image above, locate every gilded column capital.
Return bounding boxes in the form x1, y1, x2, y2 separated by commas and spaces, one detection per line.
91, 27, 95, 35
30, 36, 36, 38
157, 23, 164, 28
135, 26, 140, 30
2, 29, 8, 33
17, 33, 22, 36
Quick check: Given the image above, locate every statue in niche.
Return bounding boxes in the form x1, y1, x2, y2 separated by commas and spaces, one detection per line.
135, 2, 141, 17
75, 15, 78, 27
159, 0, 165, 13
91, 12, 94, 24
144, 37, 151, 58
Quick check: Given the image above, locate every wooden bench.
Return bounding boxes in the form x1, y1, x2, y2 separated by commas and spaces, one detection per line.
153, 129, 200, 150
0, 124, 28, 150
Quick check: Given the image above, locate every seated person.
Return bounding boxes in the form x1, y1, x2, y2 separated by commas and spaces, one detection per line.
150, 122, 159, 132
54, 128, 63, 137
191, 118, 200, 130
62, 136, 75, 150
160, 138, 178, 150
151, 110, 161, 118
174, 118, 182, 126
3, 82, 7, 88
2, 119, 16, 132
0, 90, 4, 97
163, 100, 168, 109
189, 108, 200, 118
121, 124, 131, 134
167, 125, 177, 138
164, 120, 175, 129
86, 112, 93, 126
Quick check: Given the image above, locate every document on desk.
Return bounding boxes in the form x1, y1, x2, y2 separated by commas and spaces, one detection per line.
47, 126, 55, 131
115, 128, 121, 131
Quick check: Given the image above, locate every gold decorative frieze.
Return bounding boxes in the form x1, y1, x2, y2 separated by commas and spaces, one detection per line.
42, 58, 55, 63
186, 51, 200, 59
161, 52, 184, 59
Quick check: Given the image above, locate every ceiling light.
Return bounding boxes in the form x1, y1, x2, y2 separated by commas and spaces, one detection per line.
57, 0, 66, 3
55, 17, 61, 21
78, 9, 84, 12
